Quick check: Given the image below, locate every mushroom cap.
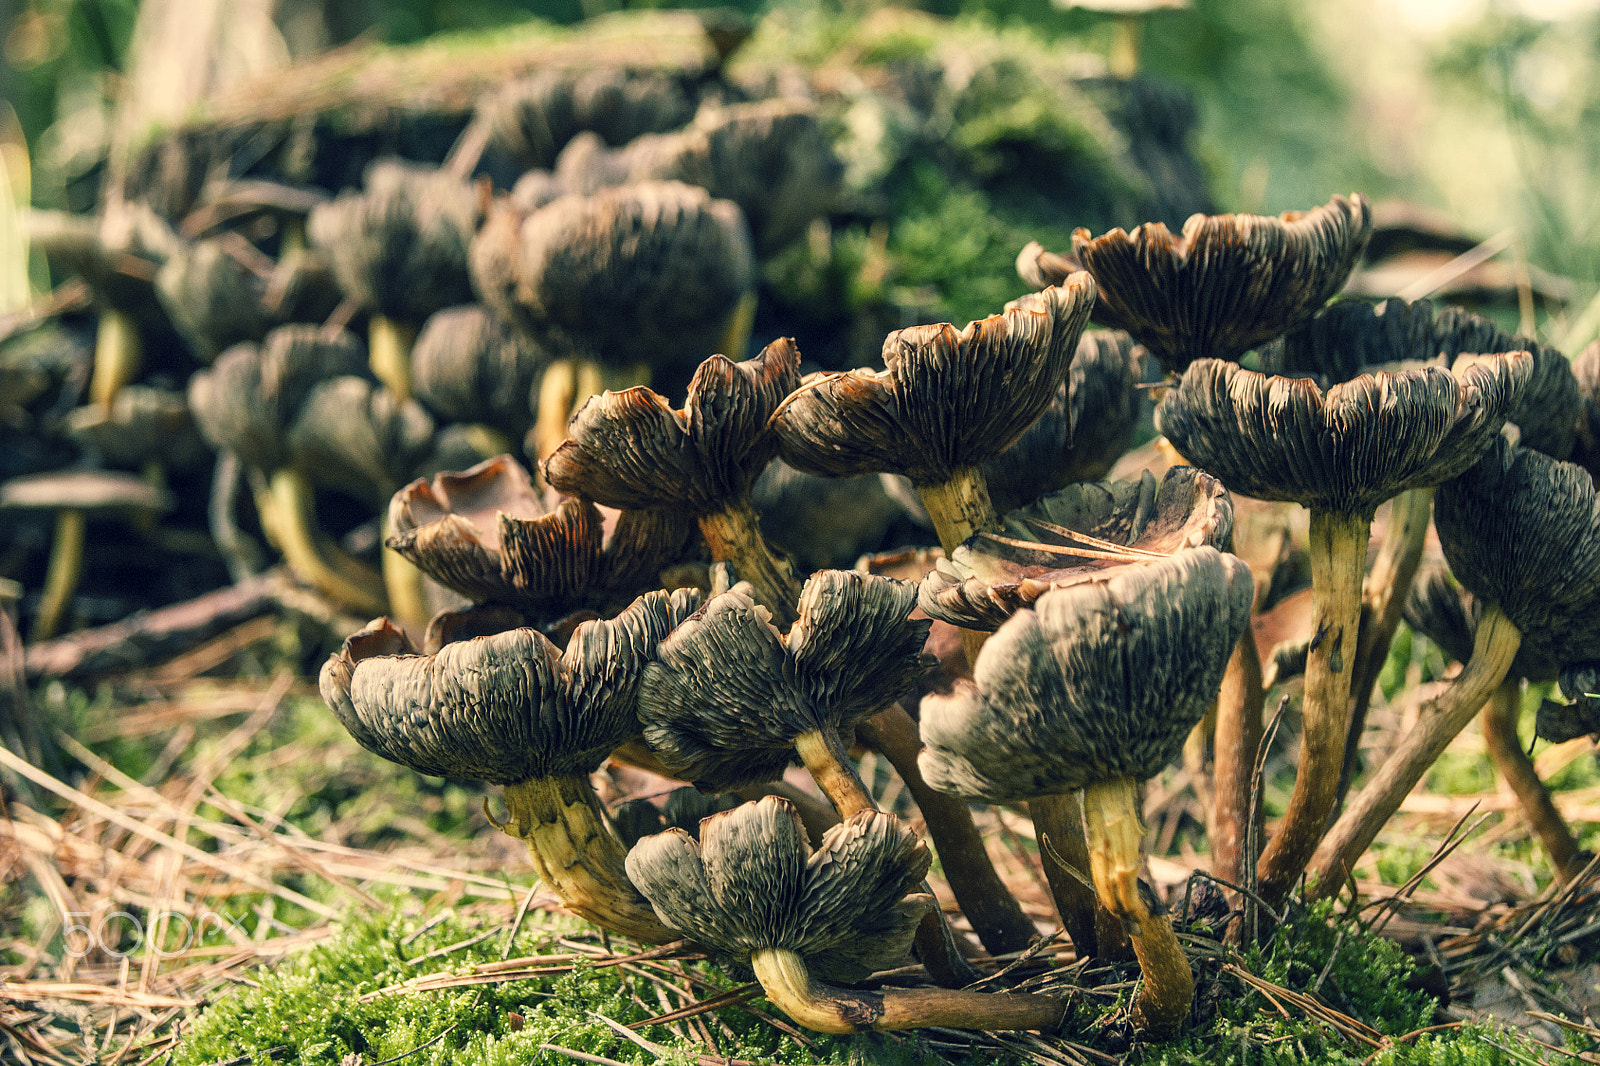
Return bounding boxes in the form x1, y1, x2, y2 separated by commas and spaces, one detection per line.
920, 466, 1233, 631
1154, 354, 1532, 516
154, 238, 270, 363
389, 454, 694, 616
411, 305, 549, 439
1402, 561, 1554, 683
478, 66, 695, 170
918, 546, 1254, 802
1572, 340, 1600, 477
0, 469, 174, 514
65, 386, 206, 469
1261, 298, 1580, 459
750, 460, 914, 571
1434, 436, 1600, 679
318, 587, 702, 783
1064, 194, 1372, 375
638, 570, 933, 791
543, 338, 801, 514
984, 328, 1142, 513
188, 325, 367, 472
287, 377, 437, 505
625, 795, 934, 982
1536, 663, 1600, 745
773, 277, 1097, 486
471, 179, 754, 375
422, 602, 529, 654
307, 159, 479, 322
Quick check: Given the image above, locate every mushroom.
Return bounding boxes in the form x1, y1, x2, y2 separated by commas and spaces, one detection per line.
1571, 339, 1600, 480
469, 179, 755, 459
773, 278, 1096, 557
307, 160, 481, 401
154, 237, 270, 363
388, 454, 694, 630
919, 547, 1255, 1035
1155, 352, 1531, 904
1019, 194, 1371, 377
750, 460, 915, 572
1401, 565, 1589, 880
1056, 0, 1189, 79
319, 588, 700, 942
627, 797, 1068, 1033
411, 305, 549, 451
543, 338, 801, 623
476, 67, 694, 172
1536, 663, 1600, 749
1312, 437, 1600, 895
0, 470, 174, 640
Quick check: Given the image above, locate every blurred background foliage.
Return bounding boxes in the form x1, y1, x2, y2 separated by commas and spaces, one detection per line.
4, 0, 1600, 340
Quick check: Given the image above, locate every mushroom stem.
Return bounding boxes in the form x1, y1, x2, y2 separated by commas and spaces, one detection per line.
255, 467, 386, 616
719, 290, 758, 362
1210, 627, 1266, 886
90, 308, 141, 413
1108, 14, 1141, 79
502, 774, 678, 944
698, 496, 803, 628
379, 512, 430, 631
533, 358, 651, 460
368, 313, 416, 401
1256, 509, 1370, 906
857, 707, 1039, 958
1031, 792, 1130, 962
918, 468, 1001, 557
33, 508, 86, 641
749, 947, 1067, 1034
1308, 604, 1522, 899
1181, 704, 1215, 811
1481, 676, 1584, 881
1338, 487, 1434, 809
1082, 775, 1193, 1038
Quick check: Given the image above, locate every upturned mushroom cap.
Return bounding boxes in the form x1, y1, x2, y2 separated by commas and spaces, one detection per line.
478, 67, 694, 170
318, 587, 701, 784
1060, 194, 1372, 375
1536, 664, 1600, 745
543, 338, 801, 514
625, 796, 934, 982
1154, 354, 1532, 516
187, 326, 368, 471
287, 377, 437, 506
1434, 436, 1600, 679
919, 546, 1254, 803
1262, 299, 1580, 459
773, 278, 1097, 486
920, 467, 1233, 631
307, 160, 479, 322
984, 328, 1142, 513
638, 571, 932, 790
389, 454, 694, 615
411, 305, 549, 440
470, 179, 754, 375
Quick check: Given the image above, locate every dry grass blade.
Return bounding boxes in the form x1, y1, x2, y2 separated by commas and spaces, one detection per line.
1221, 962, 1384, 1049
1013, 515, 1171, 558
977, 531, 1150, 563
0, 984, 194, 1010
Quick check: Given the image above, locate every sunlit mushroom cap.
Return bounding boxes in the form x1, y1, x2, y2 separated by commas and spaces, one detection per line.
625, 796, 934, 982
1536, 663, 1600, 745
984, 328, 1142, 513
188, 326, 367, 471
412, 305, 549, 440
1154, 354, 1532, 516
389, 454, 693, 616
155, 238, 269, 363
478, 67, 694, 170
1262, 298, 1580, 459
920, 467, 1232, 631
1061, 194, 1372, 375
288, 377, 437, 505
307, 160, 479, 321
919, 546, 1253, 803
318, 587, 701, 783
1434, 436, 1600, 678
638, 571, 932, 790
544, 338, 801, 513
471, 179, 754, 375
774, 278, 1097, 486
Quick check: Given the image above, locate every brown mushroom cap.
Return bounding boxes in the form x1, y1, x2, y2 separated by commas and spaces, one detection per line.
625, 796, 933, 982
773, 278, 1097, 486
919, 466, 1232, 631
318, 587, 701, 784
1572, 340, 1600, 477
637, 570, 932, 791
0, 469, 174, 516
477, 67, 695, 170
543, 338, 801, 514
411, 305, 549, 440
1060, 194, 1372, 375
1154, 354, 1531, 516
919, 546, 1253, 803
65, 385, 206, 469
1402, 561, 1554, 683
1536, 663, 1600, 745
1435, 436, 1600, 679
287, 376, 437, 506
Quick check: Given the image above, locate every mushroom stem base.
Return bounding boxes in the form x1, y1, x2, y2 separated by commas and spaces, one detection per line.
1309, 604, 1522, 899
698, 497, 803, 628
1256, 509, 1369, 906
1083, 776, 1193, 1038
1481, 677, 1583, 881
749, 948, 1067, 1034
1031, 792, 1128, 962
502, 775, 677, 944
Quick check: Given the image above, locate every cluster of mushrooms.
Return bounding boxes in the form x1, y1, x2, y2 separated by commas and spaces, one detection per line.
312, 189, 1600, 1040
